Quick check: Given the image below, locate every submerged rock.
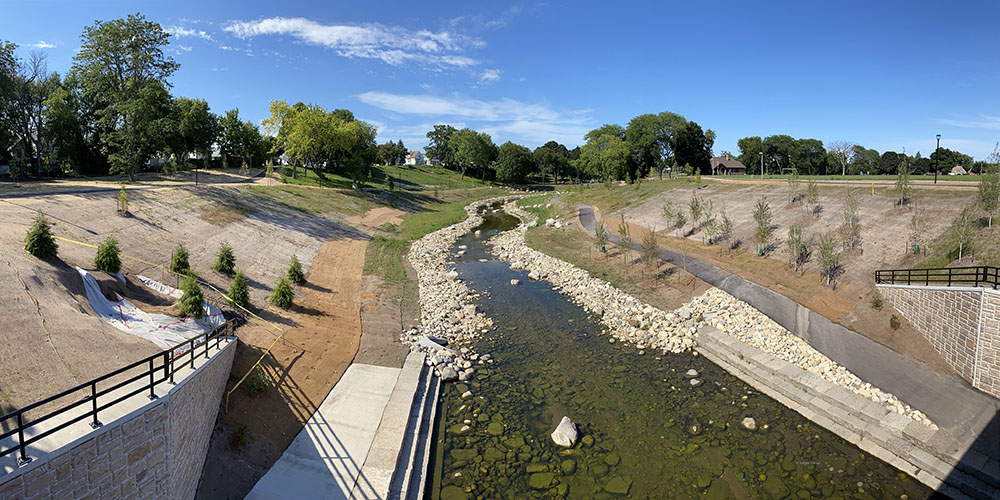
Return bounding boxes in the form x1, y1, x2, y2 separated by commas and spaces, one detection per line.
528, 472, 555, 489
741, 417, 757, 430
685, 369, 699, 378
605, 476, 632, 495
510, 279, 520, 286
550, 416, 579, 447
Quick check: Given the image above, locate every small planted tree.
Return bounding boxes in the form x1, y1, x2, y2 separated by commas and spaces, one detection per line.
695, 168, 702, 184
179, 274, 205, 318
228, 271, 250, 309
977, 162, 999, 227
616, 214, 633, 265
896, 157, 912, 206
269, 275, 294, 309
752, 198, 773, 256
786, 226, 805, 273
594, 220, 609, 258
117, 184, 129, 214
662, 200, 687, 238
908, 202, 924, 255
701, 208, 717, 244
839, 190, 862, 251
170, 243, 190, 274
817, 234, 840, 285
94, 236, 122, 274
24, 212, 58, 259
287, 255, 305, 284
688, 191, 704, 236
951, 205, 976, 261
214, 242, 236, 275
787, 169, 800, 203
716, 211, 734, 249
806, 180, 820, 214
640, 226, 659, 272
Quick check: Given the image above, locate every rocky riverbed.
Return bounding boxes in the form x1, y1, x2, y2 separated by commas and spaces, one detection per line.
401, 196, 527, 380
495, 200, 934, 426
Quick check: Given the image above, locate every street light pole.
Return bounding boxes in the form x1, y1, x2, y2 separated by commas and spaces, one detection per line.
759, 152, 764, 177
935, 134, 941, 184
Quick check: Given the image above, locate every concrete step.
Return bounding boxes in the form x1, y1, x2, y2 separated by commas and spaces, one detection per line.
391, 360, 431, 498
405, 368, 440, 500
696, 329, 998, 498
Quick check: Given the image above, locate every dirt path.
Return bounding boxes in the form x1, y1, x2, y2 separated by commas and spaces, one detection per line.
346, 206, 406, 228
196, 237, 367, 500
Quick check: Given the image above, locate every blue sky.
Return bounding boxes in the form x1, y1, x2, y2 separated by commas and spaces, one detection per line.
3, 0, 1000, 158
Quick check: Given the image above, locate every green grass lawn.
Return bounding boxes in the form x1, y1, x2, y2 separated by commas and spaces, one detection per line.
275, 164, 489, 191
561, 177, 706, 214
721, 173, 977, 182
246, 184, 372, 216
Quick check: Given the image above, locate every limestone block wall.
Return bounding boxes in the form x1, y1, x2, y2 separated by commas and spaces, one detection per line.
978, 291, 1000, 398
879, 286, 981, 381
0, 338, 235, 500
879, 284, 1000, 399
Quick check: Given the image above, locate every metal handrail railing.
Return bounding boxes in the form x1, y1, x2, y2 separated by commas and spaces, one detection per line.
0, 318, 240, 466
874, 266, 999, 290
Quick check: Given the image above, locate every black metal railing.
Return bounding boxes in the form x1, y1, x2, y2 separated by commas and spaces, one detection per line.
874, 266, 1000, 289
0, 319, 239, 466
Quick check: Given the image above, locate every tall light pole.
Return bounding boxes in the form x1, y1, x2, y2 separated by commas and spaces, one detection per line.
935, 134, 941, 184
759, 152, 764, 177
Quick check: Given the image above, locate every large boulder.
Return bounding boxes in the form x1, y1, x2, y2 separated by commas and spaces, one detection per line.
550, 416, 579, 447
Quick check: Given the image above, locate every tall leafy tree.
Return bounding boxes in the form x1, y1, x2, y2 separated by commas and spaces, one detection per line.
169, 97, 217, 169
878, 151, 903, 175
495, 141, 534, 184
425, 124, 457, 166
449, 128, 495, 179
578, 128, 630, 186
533, 141, 570, 182
737, 136, 764, 175
929, 147, 973, 174
625, 112, 686, 180
673, 121, 712, 175
1, 51, 59, 175
71, 13, 179, 180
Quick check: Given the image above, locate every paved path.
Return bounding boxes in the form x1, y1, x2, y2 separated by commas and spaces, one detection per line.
245, 363, 402, 500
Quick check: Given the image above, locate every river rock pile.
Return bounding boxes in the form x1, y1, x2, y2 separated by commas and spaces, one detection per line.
403, 196, 526, 379
679, 288, 935, 426
491, 201, 698, 354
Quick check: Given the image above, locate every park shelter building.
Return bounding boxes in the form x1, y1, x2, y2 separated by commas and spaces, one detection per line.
710, 155, 747, 175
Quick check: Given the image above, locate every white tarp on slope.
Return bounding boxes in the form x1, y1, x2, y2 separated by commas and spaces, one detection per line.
77, 268, 225, 350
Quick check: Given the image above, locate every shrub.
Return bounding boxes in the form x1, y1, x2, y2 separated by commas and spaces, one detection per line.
871, 291, 883, 311
287, 255, 305, 284
889, 314, 901, 330
117, 184, 128, 213
594, 220, 609, 256
248, 367, 269, 396
170, 243, 190, 274
817, 234, 840, 285
228, 271, 250, 309
24, 212, 58, 259
270, 275, 294, 308
179, 274, 205, 318
94, 236, 122, 274
753, 198, 773, 255
228, 425, 249, 450
214, 242, 236, 275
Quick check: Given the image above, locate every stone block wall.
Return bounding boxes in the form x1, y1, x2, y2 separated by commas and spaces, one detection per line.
879, 286, 981, 381
879, 285, 1000, 400
0, 338, 235, 500
978, 291, 1000, 398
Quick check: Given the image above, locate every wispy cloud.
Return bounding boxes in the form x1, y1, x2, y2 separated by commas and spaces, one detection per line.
30, 40, 55, 49
167, 26, 214, 41
358, 91, 591, 146
938, 115, 1000, 130
223, 17, 483, 68
478, 68, 501, 84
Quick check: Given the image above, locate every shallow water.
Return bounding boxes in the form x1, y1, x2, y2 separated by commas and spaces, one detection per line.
429, 207, 933, 499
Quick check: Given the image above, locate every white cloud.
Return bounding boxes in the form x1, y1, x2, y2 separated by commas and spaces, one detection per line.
223, 17, 483, 68
30, 40, 55, 49
358, 91, 590, 147
938, 115, 1000, 130
176, 45, 193, 52
478, 68, 501, 83
167, 26, 214, 41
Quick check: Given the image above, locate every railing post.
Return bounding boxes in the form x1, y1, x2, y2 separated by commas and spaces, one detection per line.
148, 358, 157, 400
205, 334, 210, 360
90, 382, 102, 429
16, 413, 30, 466
169, 350, 176, 384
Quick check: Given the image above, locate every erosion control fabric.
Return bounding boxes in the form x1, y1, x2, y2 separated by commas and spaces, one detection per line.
77, 268, 224, 350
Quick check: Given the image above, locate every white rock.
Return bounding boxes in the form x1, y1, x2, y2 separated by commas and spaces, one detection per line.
741, 417, 757, 430
510, 279, 520, 286
550, 416, 579, 447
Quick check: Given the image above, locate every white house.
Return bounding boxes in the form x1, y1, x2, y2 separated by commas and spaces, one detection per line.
404, 150, 425, 166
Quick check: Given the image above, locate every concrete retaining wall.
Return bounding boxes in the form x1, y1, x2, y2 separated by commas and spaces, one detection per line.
0, 338, 236, 500
879, 284, 1000, 399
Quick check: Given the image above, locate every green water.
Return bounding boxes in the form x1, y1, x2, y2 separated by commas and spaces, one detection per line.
430, 208, 934, 499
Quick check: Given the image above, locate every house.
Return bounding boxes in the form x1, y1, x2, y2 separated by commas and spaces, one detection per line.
710, 155, 747, 175
949, 165, 968, 176
404, 150, 425, 166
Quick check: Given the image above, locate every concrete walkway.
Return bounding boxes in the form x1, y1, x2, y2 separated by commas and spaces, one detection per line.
245, 363, 402, 500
